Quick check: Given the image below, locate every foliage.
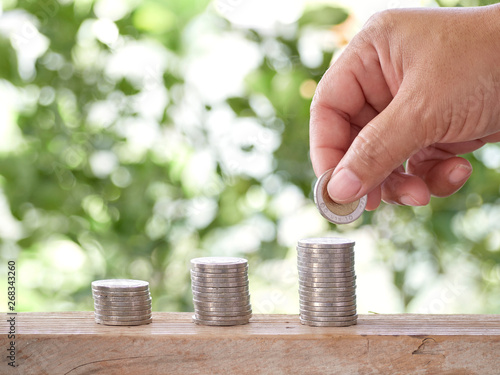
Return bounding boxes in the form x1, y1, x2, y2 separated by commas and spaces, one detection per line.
0, 0, 498, 313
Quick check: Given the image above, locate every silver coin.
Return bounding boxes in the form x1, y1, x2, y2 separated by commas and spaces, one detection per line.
300, 313, 357, 321
192, 316, 250, 326
195, 313, 252, 321
298, 267, 354, 275
191, 275, 248, 284
94, 299, 152, 307
191, 265, 248, 274
93, 302, 152, 310
194, 308, 252, 317
191, 285, 249, 294
297, 255, 354, 262
298, 237, 355, 248
300, 304, 356, 316
192, 299, 250, 307
192, 289, 249, 297
94, 308, 152, 316
297, 247, 354, 254
300, 318, 357, 327
192, 281, 249, 288
95, 312, 152, 321
299, 275, 356, 283
299, 280, 356, 288
190, 270, 248, 278
191, 257, 248, 268
299, 288, 356, 296
297, 252, 354, 260
92, 279, 149, 292
300, 306, 356, 314
192, 294, 250, 303
95, 317, 153, 326
313, 169, 367, 225
297, 249, 354, 257
193, 303, 252, 312
300, 307, 357, 315
297, 262, 354, 270
297, 249, 355, 256
300, 297, 356, 305
299, 293, 355, 302
92, 289, 151, 297
93, 294, 151, 302
300, 299, 356, 307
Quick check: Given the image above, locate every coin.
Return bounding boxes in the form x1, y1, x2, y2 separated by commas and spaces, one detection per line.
94, 298, 152, 306
193, 303, 252, 312
298, 266, 354, 274
298, 237, 355, 248
194, 313, 252, 321
299, 318, 357, 327
191, 285, 249, 294
297, 261, 354, 269
92, 290, 151, 297
194, 308, 252, 316
192, 297, 250, 305
192, 316, 250, 326
95, 317, 153, 326
300, 313, 357, 321
95, 312, 152, 321
190, 270, 248, 278
94, 308, 152, 316
92, 279, 149, 292
301, 304, 356, 313
297, 255, 354, 262
299, 280, 356, 288
191, 257, 248, 269
192, 298, 250, 307
314, 169, 367, 224
299, 293, 355, 302
93, 294, 151, 302
298, 275, 356, 283
191, 266, 248, 277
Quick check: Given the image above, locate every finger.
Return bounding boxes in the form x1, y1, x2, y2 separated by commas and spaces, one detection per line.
327, 85, 432, 204
365, 185, 382, 211
381, 170, 431, 206
310, 35, 392, 177
408, 156, 472, 197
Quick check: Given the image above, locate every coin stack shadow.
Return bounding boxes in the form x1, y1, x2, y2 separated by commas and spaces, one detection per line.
297, 238, 357, 327
191, 257, 252, 326
92, 279, 153, 326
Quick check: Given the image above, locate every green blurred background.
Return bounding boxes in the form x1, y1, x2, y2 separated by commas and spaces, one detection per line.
0, 0, 498, 314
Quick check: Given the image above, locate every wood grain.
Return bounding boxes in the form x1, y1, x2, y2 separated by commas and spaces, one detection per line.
1, 313, 499, 374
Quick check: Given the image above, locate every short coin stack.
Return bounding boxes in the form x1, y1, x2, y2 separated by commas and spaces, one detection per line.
191, 257, 252, 326
92, 279, 152, 326
297, 238, 357, 327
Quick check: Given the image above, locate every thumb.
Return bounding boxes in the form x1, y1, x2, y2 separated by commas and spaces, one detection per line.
327, 91, 432, 203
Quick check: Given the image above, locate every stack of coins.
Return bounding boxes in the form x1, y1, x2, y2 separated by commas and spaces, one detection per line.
92, 279, 152, 326
297, 238, 357, 327
190, 257, 252, 326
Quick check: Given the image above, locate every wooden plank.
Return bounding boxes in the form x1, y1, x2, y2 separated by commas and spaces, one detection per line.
1, 313, 499, 374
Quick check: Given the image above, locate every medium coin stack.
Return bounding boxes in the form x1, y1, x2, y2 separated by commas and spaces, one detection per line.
92, 279, 152, 326
297, 238, 357, 327
191, 257, 252, 326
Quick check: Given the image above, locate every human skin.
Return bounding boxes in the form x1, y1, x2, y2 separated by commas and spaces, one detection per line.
309, 4, 500, 210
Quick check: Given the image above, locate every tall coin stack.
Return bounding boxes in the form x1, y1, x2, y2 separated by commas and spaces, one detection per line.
92, 279, 153, 326
191, 257, 252, 326
297, 238, 357, 327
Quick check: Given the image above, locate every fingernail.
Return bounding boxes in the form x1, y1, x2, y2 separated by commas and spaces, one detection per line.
448, 164, 472, 185
327, 168, 362, 203
400, 195, 420, 206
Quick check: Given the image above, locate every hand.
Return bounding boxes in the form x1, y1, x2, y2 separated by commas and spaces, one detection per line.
310, 5, 500, 210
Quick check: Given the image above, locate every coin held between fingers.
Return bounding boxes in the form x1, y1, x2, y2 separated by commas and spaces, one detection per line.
314, 168, 367, 224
